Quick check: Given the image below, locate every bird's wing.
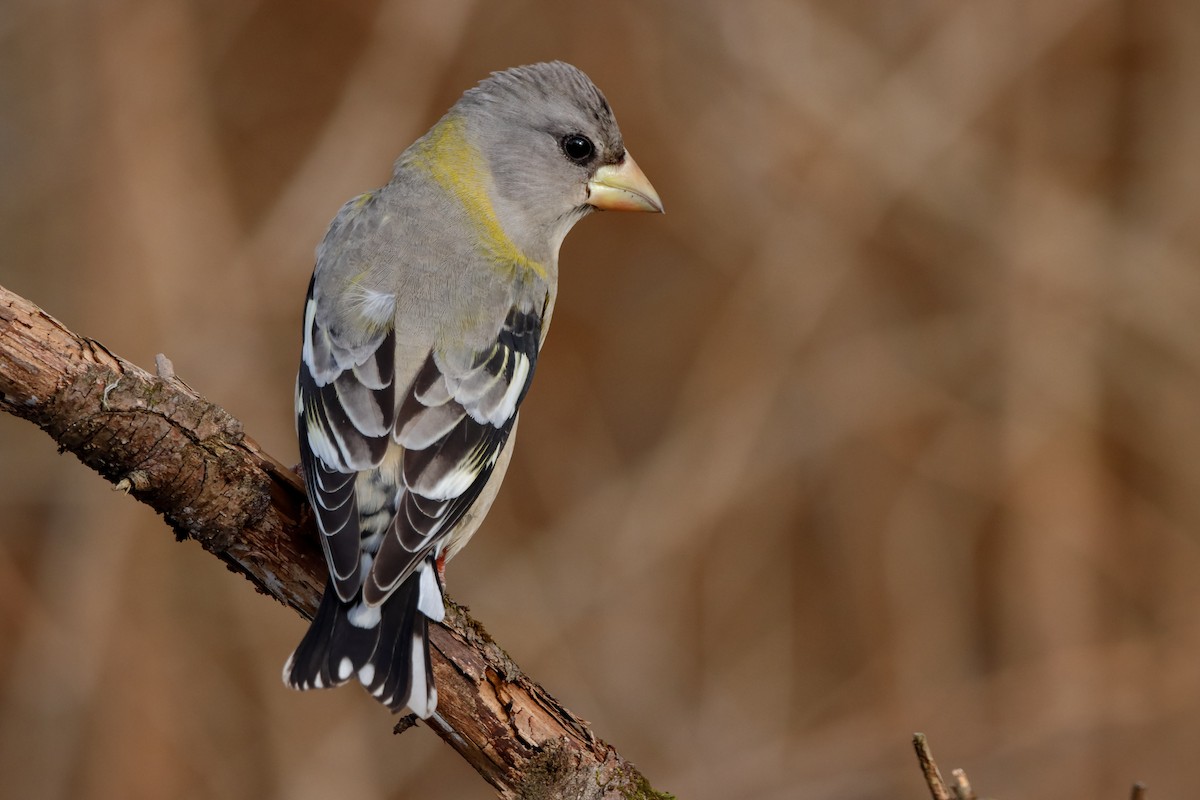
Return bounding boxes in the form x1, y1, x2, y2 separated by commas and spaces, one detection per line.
363, 303, 543, 605
296, 198, 400, 602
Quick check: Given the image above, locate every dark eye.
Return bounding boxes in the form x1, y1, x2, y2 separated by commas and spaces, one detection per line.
560, 134, 595, 164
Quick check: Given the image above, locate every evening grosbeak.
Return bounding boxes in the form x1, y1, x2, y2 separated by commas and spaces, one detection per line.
283, 61, 662, 717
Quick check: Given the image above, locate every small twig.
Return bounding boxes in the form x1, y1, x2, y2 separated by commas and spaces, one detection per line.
392, 714, 418, 736
951, 767, 977, 800
1131, 782, 1147, 800
913, 733, 953, 800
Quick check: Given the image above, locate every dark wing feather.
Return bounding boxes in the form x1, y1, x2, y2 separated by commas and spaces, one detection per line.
364, 305, 542, 604
297, 272, 398, 601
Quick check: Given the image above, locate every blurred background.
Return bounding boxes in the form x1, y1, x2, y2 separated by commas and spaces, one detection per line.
3, 1, 1200, 798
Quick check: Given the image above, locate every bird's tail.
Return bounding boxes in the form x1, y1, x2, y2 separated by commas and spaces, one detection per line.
283, 555, 443, 718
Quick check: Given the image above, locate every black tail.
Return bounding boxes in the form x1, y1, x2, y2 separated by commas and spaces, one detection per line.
283, 561, 439, 718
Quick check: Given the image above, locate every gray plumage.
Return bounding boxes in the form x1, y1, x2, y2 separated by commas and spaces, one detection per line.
283, 61, 661, 717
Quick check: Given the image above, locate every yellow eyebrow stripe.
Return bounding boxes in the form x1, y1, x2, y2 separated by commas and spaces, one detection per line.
413, 116, 547, 282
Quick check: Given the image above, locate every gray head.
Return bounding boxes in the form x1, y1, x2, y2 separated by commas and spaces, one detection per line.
451, 61, 662, 263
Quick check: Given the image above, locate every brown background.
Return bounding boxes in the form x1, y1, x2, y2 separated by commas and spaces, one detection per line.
4, 1, 1200, 798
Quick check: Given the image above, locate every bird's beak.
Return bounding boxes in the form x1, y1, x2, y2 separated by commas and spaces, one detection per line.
586, 152, 664, 213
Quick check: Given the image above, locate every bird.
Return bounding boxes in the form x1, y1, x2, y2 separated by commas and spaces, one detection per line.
283, 61, 662, 718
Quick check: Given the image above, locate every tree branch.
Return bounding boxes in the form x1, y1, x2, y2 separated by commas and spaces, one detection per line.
0, 283, 670, 800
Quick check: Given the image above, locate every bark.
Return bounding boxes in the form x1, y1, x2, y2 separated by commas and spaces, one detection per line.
0, 283, 670, 800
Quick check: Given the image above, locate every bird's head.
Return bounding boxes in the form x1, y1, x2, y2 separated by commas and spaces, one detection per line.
449, 61, 663, 265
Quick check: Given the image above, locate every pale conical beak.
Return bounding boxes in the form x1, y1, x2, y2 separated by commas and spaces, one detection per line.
586, 151, 664, 213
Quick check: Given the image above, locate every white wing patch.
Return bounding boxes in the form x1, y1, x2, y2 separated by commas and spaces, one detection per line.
487, 351, 530, 426
300, 298, 322, 385
403, 630, 435, 719
348, 601, 382, 629
303, 412, 351, 472
417, 560, 445, 622
350, 285, 397, 327
410, 443, 491, 501
357, 663, 376, 686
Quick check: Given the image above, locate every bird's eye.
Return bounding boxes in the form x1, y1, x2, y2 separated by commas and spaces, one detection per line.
560, 134, 595, 164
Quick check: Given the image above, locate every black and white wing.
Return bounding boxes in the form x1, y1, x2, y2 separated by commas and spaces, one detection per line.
296, 270, 397, 602
363, 304, 543, 605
